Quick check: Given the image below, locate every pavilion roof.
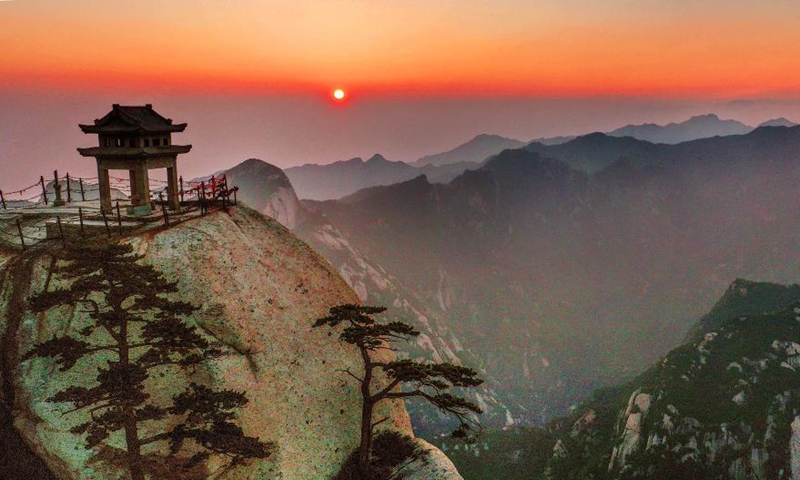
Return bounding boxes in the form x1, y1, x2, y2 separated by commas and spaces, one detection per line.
77, 145, 192, 159
79, 104, 187, 134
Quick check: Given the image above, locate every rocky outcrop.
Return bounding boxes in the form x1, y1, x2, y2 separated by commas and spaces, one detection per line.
393, 439, 463, 480
608, 390, 652, 470
224, 158, 304, 229
1, 206, 414, 480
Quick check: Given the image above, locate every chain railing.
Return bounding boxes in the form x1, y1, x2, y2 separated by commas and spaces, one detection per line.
0, 172, 238, 251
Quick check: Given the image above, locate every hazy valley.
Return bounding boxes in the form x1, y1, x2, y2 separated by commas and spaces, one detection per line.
217, 120, 800, 478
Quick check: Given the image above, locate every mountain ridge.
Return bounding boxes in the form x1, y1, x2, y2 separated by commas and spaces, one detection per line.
285, 154, 477, 201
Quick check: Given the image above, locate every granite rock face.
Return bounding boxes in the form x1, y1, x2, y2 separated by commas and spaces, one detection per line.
224, 158, 305, 230
1, 206, 415, 480
393, 439, 464, 480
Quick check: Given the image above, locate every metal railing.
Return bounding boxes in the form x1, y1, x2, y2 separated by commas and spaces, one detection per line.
0, 172, 238, 251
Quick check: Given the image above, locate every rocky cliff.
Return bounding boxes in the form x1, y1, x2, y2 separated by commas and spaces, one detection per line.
545, 279, 800, 480
224, 158, 305, 229
0, 206, 461, 479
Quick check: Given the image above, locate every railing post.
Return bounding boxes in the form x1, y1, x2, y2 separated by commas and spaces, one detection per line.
101, 208, 111, 237
56, 216, 65, 246
221, 175, 228, 208
79, 178, 86, 201
40, 175, 48, 205
16, 218, 25, 251
200, 181, 207, 215
179, 175, 184, 203
79, 207, 85, 235
116, 201, 123, 235
53, 170, 65, 206
66, 173, 72, 203
159, 192, 170, 227
0, 190, 5, 210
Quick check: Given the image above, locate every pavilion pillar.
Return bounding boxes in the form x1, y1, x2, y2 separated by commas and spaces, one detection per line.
167, 161, 179, 210
129, 169, 139, 205
98, 167, 112, 213
135, 162, 150, 209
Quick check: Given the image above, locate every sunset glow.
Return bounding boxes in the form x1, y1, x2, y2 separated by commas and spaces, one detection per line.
4, 0, 800, 193
2, 0, 800, 98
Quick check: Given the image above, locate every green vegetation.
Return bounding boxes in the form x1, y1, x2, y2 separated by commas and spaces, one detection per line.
25, 241, 272, 480
544, 281, 800, 480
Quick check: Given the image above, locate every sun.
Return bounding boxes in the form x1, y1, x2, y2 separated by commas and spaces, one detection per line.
332, 88, 346, 101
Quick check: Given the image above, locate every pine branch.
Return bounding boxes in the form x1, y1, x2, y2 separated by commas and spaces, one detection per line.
339, 368, 364, 383
136, 432, 171, 447
371, 416, 390, 430
371, 377, 402, 401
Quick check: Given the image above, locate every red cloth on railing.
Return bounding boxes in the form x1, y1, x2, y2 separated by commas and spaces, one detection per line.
186, 175, 227, 198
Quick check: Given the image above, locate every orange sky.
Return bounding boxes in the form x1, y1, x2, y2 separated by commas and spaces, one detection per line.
3, 0, 800, 98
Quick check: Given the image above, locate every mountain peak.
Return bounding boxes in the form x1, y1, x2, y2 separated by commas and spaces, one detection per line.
686, 113, 720, 121
480, 148, 575, 180
687, 278, 800, 339
759, 117, 798, 128
224, 158, 303, 228
366, 153, 390, 164
414, 134, 525, 167
228, 158, 285, 176
471, 133, 514, 142
579, 132, 611, 141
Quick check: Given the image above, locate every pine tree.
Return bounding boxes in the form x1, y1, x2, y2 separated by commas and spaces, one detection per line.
314, 304, 483, 475
25, 241, 272, 480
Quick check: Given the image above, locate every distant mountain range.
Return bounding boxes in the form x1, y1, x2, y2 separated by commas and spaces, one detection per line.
606, 113, 753, 144
606, 114, 799, 144
527, 124, 800, 173
284, 115, 796, 201
285, 154, 478, 200
303, 125, 800, 430
221, 123, 800, 436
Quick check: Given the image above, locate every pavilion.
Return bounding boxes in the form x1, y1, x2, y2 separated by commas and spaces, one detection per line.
78, 104, 191, 214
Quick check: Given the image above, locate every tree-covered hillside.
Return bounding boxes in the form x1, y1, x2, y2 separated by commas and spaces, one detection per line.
546, 279, 800, 480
